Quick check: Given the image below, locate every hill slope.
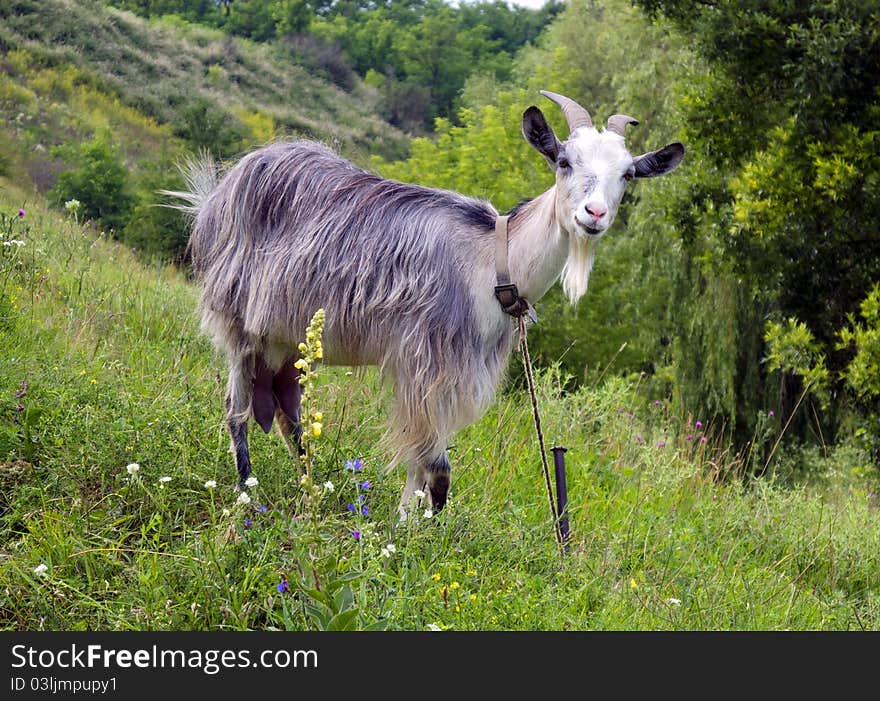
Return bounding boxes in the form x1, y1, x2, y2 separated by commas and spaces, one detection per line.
0, 0, 409, 259
0, 0, 408, 179
2, 195, 880, 631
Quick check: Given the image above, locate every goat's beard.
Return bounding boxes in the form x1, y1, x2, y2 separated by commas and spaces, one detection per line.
561, 233, 597, 304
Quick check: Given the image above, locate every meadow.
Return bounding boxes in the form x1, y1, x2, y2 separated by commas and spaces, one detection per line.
2, 193, 879, 631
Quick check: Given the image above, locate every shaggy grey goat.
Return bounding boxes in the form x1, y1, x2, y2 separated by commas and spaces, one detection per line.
171, 91, 684, 517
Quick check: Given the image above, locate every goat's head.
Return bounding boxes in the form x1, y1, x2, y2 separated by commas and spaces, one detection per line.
523, 90, 685, 240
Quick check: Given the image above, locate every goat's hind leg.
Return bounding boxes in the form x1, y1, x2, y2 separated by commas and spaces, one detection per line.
273, 357, 304, 457
225, 354, 255, 487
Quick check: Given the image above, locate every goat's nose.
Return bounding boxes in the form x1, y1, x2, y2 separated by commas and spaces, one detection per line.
585, 204, 607, 220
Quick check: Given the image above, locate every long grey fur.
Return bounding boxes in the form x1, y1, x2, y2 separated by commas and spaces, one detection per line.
179, 140, 515, 505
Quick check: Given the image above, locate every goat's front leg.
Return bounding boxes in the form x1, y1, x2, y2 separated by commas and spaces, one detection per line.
397, 451, 451, 519
426, 452, 451, 511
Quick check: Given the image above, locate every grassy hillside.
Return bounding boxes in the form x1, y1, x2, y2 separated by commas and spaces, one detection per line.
2, 192, 880, 631
0, 0, 408, 193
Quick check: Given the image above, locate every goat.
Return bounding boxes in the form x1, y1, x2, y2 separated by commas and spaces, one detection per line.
171, 91, 684, 516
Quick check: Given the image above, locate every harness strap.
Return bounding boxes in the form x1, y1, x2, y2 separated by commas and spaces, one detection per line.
494, 215, 537, 321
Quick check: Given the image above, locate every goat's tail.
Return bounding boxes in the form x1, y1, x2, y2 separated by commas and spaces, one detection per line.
157, 150, 219, 217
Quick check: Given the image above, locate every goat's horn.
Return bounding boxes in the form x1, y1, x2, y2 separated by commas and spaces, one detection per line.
540, 90, 593, 133
606, 114, 640, 136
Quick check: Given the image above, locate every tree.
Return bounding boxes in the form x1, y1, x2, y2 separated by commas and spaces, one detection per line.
632, 0, 880, 447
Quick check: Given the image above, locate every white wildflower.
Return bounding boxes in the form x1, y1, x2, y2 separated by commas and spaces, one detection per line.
423, 508, 433, 519
126, 463, 140, 475
414, 489, 426, 499
426, 623, 442, 631
158, 476, 171, 483
33, 563, 49, 577
385, 543, 396, 554
221, 508, 230, 517
236, 492, 251, 506
204, 480, 217, 489
668, 598, 681, 606
244, 476, 259, 488
323, 481, 335, 493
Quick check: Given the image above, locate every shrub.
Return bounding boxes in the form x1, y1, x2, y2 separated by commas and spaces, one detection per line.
174, 98, 245, 158
49, 134, 134, 233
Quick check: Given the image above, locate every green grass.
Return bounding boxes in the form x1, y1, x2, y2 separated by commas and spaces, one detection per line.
1, 193, 880, 631
0, 0, 409, 186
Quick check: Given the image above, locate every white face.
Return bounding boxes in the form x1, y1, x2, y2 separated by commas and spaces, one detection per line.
554, 128, 634, 239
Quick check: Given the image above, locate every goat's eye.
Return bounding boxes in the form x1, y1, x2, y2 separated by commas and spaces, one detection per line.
623, 168, 635, 182
557, 156, 570, 170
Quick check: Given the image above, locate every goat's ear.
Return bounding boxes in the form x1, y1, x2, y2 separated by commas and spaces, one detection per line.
522, 106, 563, 169
632, 142, 685, 178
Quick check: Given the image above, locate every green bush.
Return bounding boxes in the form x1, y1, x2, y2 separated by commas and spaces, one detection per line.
174, 98, 245, 158
49, 134, 134, 233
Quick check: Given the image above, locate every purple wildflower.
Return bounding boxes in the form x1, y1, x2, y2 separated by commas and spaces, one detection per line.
347, 503, 356, 513
700, 436, 707, 444
768, 410, 775, 417
636, 434, 644, 444
359, 480, 371, 491
345, 458, 363, 472
657, 440, 666, 448
654, 400, 660, 406
361, 505, 369, 516
244, 517, 252, 529
350, 530, 360, 541
256, 504, 268, 514
686, 434, 693, 441
695, 420, 703, 428
277, 580, 289, 593
18, 208, 25, 217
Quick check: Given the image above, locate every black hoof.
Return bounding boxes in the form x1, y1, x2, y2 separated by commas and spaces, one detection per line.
429, 472, 449, 511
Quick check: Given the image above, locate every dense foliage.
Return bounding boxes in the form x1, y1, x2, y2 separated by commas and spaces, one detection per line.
103, 0, 565, 132
630, 0, 880, 453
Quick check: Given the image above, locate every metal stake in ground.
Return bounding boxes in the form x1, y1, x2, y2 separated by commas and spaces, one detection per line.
551, 446, 571, 552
